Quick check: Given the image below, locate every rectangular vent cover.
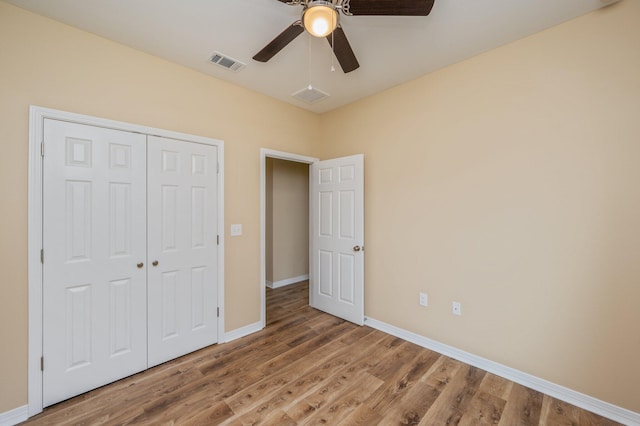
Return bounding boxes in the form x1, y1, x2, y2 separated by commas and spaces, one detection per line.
292, 86, 330, 104
209, 52, 246, 72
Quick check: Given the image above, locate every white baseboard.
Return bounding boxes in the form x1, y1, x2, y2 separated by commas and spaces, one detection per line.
0, 405, 28, 426
364, 317, 640, 426
223, 321, 263, 343
265, 274, 309, 289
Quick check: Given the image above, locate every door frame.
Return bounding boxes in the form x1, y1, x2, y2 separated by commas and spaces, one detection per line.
27, 106, 225, 416
260, 149, 318, 327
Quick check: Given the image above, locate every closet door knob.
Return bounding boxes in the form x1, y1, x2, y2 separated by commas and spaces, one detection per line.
137, 262, 144, 269
152, 260, 159, 267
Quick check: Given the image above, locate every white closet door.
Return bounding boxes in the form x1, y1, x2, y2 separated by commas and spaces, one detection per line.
42, 119, 148, 407
147, 136, 219, 367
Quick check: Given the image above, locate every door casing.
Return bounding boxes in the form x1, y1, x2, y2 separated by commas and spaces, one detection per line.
27, 106, 225, 416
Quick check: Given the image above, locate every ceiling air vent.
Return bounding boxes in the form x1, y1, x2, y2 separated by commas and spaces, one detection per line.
209, 52, 246, 72
292, 85, 330, 104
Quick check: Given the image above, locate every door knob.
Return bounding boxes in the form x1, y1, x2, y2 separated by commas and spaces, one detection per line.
152, 260, 159, 267
353, 245, 361, 252
137, 262, 144, 268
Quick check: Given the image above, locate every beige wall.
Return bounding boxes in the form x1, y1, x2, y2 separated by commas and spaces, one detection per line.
0, 2, 320, 412
319, 1, 640, 413
2, 0, 640, 417
266, 158, 309, 283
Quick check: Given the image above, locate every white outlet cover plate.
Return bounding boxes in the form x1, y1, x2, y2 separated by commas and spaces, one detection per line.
452, 301, 462, 315
419, 292, 428, 307
230, 224, 243, 236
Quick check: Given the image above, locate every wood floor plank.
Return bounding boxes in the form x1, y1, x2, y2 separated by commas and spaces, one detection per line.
459, 390, 506, 425
375, 355, 460, 425
539, 395, 620, 426
224, 331, 393, 425
418, 363, 486, 425
378, 380, 441, 425
285, 369, 383, 424
179, 400, 234, 425
478, 372, 514, 401
298, 371, 383, 425
499, 383, 544, 426
365, 349, 442, 415
420, 355, 464, 392
336, 404, 384, 426
223, 337, 349, 413
23, 281, 623, 426
367, 340, 423, 382
457, 373, 512, 425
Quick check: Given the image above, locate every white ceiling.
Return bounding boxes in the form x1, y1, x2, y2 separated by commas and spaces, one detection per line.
4, 0, 619, 113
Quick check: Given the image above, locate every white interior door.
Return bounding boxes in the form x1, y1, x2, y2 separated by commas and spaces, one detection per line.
310, 154, 364, 325
42, 119, 147, 407
147, 136, 219, 367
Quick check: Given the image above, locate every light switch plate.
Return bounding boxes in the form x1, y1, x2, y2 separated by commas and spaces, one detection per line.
230, 224, 243, 236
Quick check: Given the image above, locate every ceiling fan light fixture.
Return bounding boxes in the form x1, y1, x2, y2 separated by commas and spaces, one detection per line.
303, 2, 339, 38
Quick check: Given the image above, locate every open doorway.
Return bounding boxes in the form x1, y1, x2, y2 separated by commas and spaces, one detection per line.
260, 149, 318, 327
265, 157, 310, 324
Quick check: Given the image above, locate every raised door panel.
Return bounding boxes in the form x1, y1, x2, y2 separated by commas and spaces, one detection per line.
64, 284, 92, 370
42, 119, 147, 407
109, 183, 132, 257
161, 270, 179, 340
109, 278, 134, 356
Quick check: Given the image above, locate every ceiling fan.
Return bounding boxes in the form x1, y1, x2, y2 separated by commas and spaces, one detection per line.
253, 0, 436, 73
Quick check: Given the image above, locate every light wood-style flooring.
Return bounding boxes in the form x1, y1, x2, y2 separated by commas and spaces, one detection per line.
23, 281, 620, 425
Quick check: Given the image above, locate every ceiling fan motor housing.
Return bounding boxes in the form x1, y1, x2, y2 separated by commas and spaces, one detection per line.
302, 1, 340, 38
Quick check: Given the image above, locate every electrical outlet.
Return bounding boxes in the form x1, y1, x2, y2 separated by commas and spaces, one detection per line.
452, 301, 462, 316
419, 292, 428, 307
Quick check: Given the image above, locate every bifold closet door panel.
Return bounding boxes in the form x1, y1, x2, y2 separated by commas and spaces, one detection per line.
42, 119, 148, 407
147, 135, 219, 367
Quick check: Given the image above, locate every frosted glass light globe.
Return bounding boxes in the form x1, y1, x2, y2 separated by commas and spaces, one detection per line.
303, 3, 338, 38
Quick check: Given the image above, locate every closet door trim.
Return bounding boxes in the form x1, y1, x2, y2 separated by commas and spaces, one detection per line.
27, 106, 225, 417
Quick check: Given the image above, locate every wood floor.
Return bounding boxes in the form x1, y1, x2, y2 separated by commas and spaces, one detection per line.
23, 281, 620, 425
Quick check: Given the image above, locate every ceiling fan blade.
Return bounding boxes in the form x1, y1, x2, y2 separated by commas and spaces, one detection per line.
253, 22, 304, 62
345, 0, 435, 16
326, 26, 359, 73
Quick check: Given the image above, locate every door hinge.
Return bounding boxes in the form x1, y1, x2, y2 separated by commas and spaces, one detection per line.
40, 356, 44, 371
40, 249, 44, 264
217, 235, 219, 245
217, 307, 220, 318
41, 142, 45, 157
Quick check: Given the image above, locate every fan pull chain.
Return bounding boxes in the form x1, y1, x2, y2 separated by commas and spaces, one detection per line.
308, 33, 313, 90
